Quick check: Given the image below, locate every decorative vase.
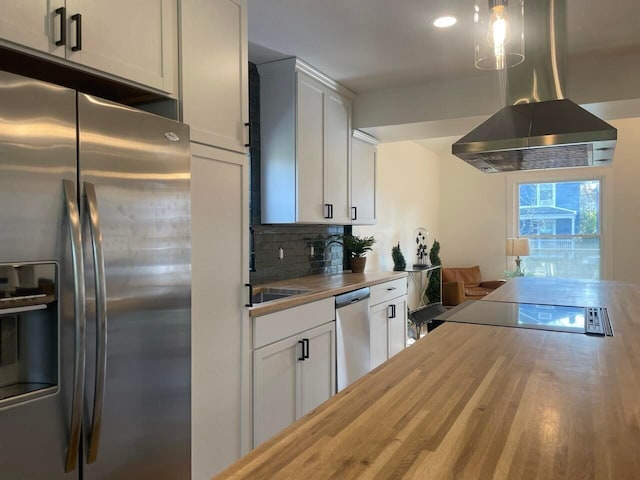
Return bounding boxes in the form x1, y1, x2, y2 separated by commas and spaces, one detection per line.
350, 257, 366, 273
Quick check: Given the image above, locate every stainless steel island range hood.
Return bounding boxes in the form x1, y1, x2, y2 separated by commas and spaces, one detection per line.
452, 0, 617, 173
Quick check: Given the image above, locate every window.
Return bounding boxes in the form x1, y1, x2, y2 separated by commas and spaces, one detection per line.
516, 179, 601, 279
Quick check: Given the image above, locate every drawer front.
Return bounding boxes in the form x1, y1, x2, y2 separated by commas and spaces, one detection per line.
370, 278, 407, 306
253, 297, 335, 349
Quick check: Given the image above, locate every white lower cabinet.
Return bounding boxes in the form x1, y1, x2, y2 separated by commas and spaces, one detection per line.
300, 323, 335, 415
253, 321, 335, 447
253, 334, 299, 446
369, 278, 408, 368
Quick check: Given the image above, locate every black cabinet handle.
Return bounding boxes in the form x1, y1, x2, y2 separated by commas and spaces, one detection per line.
55, 7, 66, 46
351, 206, 357, 221
298, 340, 305, 361
303, 338, 310, 359
244, 122, 251, 148
324, 204, 332, 219
71, 13, 82, 51
388, 304, 396, 318
386, 287, 396, 291
245, 283, 253, 307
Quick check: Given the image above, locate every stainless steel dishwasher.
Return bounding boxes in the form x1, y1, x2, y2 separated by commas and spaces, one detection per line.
335, 287, 371, 392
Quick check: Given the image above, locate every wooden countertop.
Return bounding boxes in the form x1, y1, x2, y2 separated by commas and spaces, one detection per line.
249, 271, 407, 317
217, 277, 640, 479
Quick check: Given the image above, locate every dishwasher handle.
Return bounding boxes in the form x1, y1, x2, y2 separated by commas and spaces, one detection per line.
335, 287, 370, 309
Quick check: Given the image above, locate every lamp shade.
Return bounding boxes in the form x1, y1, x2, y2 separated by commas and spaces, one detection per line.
506, 238, 530, 256
474, 0, 525, 70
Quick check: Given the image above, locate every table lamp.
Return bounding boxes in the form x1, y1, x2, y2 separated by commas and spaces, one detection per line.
506, 238, 530, 276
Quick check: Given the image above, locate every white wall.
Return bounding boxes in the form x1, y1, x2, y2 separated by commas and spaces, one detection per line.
353, 141, 440, 309
609, 118, 640, 283
419, 117, 640, 284
353, 141, 440, 271
430, 138, 508, 281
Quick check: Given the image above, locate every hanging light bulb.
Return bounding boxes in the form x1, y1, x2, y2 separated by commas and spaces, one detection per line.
474, 0, 525, 70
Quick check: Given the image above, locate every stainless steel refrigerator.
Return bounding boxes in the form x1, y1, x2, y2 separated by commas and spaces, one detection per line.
0, 70, 191, 479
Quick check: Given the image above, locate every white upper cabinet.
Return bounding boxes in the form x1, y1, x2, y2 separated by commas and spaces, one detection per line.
0, 1, 65, 57
351, 130, 377, 225
259, 58, 355, 224
325, 92, 351, 224
180, 0, 248, 153
65, 0, 175, 93
0, 0, 175, 94
296, 73, 326, 222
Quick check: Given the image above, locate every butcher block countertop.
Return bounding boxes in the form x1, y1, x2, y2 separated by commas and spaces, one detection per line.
249, 271, 407, 317
218, 277, 640, 479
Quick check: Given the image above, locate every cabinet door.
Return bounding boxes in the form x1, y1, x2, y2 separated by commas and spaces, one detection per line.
296, 73, 327, 223
351, 137, 376, 225
369, 302, 390, 369
253, 335, 302, 447
300, 323, 335, 416
0, 1, 64, 57
388, 296, 407, 359
191, 144, 250, 476
65, 0, 175, 93
181, 0, 248, 152
325, 91, 351, 223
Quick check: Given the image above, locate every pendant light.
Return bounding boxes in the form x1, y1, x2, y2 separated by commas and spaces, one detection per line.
474, 0, 525, 70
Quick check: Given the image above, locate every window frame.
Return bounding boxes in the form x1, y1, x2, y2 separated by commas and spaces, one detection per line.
506, 169, 613, 280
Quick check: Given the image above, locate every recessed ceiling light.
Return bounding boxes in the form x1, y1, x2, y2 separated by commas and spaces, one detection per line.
433, 16, 457, 28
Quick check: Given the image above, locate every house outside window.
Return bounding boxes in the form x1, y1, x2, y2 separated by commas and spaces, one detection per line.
536, 183, 555, 206
516, 179, 601, 279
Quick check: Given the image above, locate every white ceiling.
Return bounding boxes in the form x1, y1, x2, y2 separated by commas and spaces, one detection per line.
248, 0, 640, 94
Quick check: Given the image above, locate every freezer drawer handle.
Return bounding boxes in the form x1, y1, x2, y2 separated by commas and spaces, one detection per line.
71, 13, 82, 51
55, 7, 66, 46
85, 182, 108, 464
63, 179, 86, 473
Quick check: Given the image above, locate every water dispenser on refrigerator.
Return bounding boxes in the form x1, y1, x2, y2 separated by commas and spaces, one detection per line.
0, 262, 58, 408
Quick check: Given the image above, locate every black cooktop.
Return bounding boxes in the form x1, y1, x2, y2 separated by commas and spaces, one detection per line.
434, 300, 612, 336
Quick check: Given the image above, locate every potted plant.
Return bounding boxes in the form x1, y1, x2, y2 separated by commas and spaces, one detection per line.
343, 234, 375, 273
391, 243, 406, 271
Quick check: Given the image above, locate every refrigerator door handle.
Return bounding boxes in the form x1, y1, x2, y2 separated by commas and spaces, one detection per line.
84, 182, 108, 464
63, 179, 86, 473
